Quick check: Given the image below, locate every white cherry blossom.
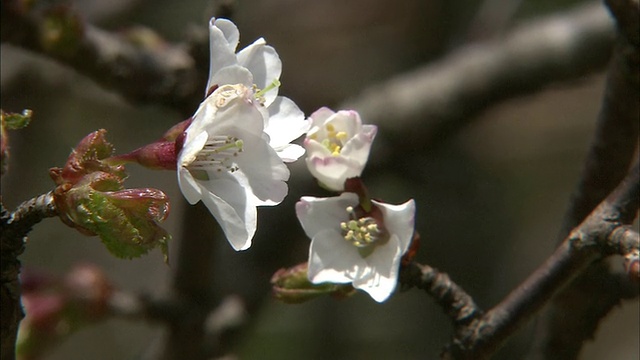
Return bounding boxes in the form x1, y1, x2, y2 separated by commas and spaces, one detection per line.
178, 84, 289, 251
304, 108, 377, 191
296, 192, 416, 302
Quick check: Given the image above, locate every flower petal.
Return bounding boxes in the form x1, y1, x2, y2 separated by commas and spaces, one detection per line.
179, 131, 208, 167
237, 38, 282, 104
308, 107, 336, 128
204, 86, 265, 137
303, 138, 332, 157
198, 176, 257, 251
372, 199, 416, 254
295, 193, 358, 239
177, 167, 202, 204
305, 155, 362, 191
352, 236, 403, 302
327, 110, 361, 139
265, 96, 309, 150
308, 229, 367, 284
208, 65, 253, 93
275, 144, 306, 163
207, 20, 240, 94
234, 132, 290, 205
340, 124, 377, 167
212, 18, 239, 53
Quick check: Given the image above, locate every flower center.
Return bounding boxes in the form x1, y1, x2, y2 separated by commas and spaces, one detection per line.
189, 135, 244, 174
340, 206, 383, 248
318, 124, 348, 156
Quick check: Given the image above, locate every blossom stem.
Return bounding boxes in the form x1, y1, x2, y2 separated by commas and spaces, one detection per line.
343, 177, 372, 212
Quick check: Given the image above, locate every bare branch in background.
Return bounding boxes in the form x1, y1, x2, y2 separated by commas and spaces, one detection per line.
441, 161, 639, 360
558, 0, 639, 241
2, 1, 615, 140
0, 0, 205, 116
1, 0, 636, 358
528, 0, 640, 358
344, 2, 615, 153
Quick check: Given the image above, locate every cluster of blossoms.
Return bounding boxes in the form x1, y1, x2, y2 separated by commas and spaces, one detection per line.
57, 18, 417, 303
296, 109, 416, 302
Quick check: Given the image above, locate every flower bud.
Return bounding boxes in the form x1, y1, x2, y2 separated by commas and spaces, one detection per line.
49, 129, 125, 186
51, 130, 170, 260
54, 172, 170, 259
104, 119, 192, 171
111, 140, 179, 170
271, 263, 355, 304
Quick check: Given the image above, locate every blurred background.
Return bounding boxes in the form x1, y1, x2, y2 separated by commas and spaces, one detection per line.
1, 0, 638, 359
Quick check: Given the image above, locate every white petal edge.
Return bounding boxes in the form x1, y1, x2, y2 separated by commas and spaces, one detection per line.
352, 236, 403, 303
199, 177, 257, 251
372, 199, 416, 254
178, 167, 203, 204
276, 144, 305, 163
295, 193, 358, 239
212, 18, 240, 53
207, 22, 239, 94
265, 96, 309, 149
340, 124, 377, 167
308, 107, 336, 128
237, 38, 282, 105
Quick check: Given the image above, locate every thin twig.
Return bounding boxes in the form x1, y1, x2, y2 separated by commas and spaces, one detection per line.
399, 261, 482, 327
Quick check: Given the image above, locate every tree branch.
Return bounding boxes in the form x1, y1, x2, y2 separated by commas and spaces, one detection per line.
1, 192, 56, 360
530, 0, 640, 358
399, 261, 482, 327
0, 0, 206, 116
440, 161, 639, 360
343, 2, 615, 153
557, 0, 640, 240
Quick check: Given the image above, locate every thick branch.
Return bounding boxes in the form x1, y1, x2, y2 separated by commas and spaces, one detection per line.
531, 1, 640, 358
0, 0, 205, 116
344, 2, 614, 152
442, 162, 639, 360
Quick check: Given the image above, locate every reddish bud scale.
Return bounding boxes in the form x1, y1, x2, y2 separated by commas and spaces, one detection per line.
174, 131, 187, 156
344, 177, 371, 211
401, 232, 421, 266
161, 118, 192, 142
206, 84, 219, 98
